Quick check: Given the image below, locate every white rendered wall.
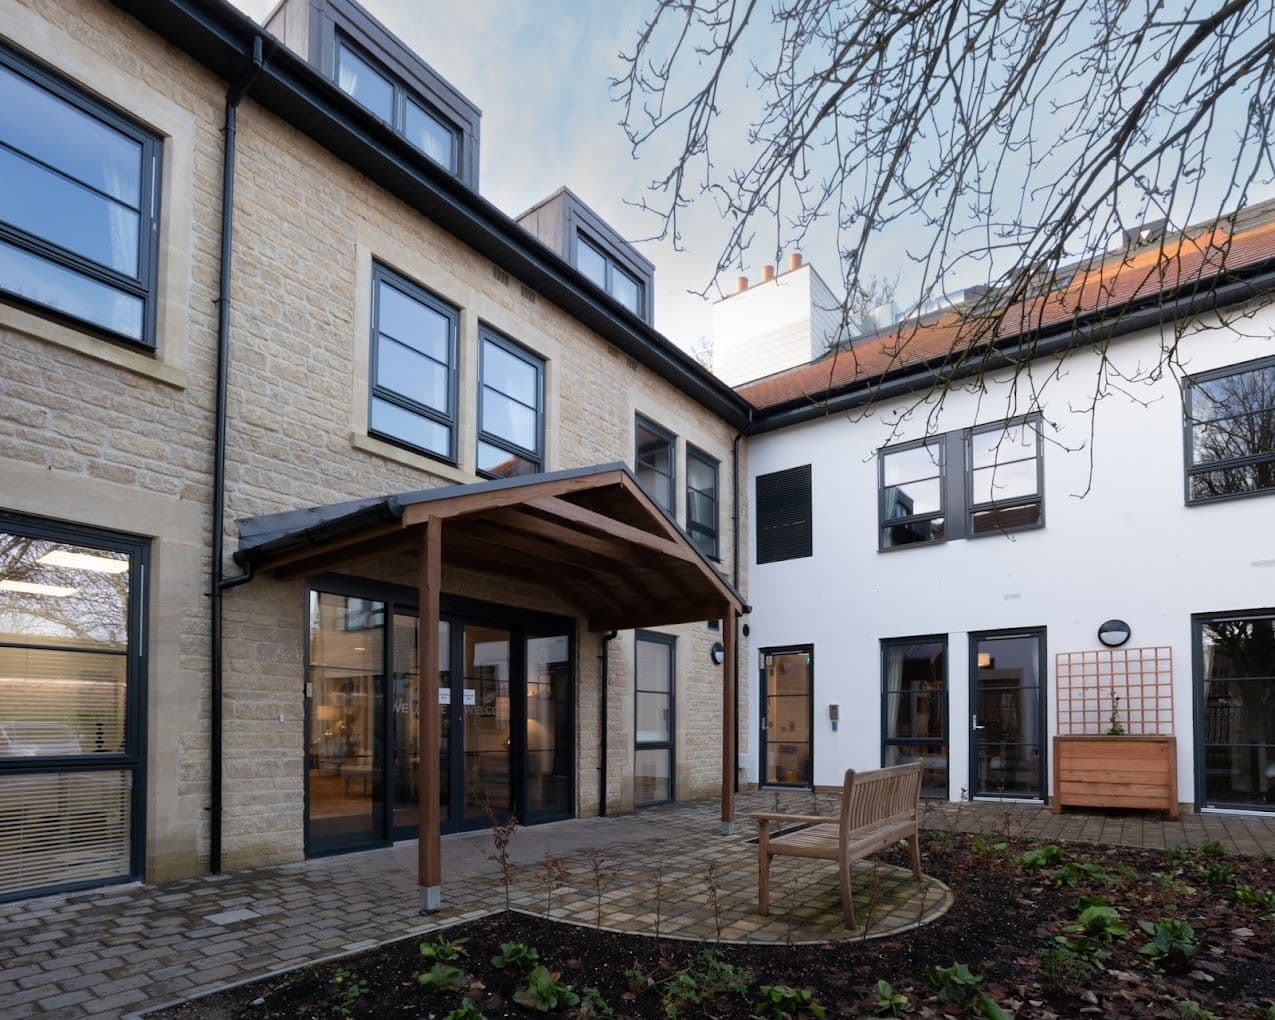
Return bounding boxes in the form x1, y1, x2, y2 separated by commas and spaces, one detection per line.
743, 306, 1275, 808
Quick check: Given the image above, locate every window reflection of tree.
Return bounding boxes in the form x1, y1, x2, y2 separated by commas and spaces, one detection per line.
0, 534, 129, 648
1190, 364, 1275, 498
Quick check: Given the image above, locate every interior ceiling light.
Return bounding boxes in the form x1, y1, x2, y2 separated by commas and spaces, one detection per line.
37, 550, 129, 574
0, 579, 78, 597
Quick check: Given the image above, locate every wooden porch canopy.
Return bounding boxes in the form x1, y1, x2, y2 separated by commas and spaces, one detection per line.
234, 463, 746, 910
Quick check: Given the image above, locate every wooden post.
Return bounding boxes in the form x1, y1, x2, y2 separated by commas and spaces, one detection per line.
721, 604, 736, 834
417, 519, 442, 910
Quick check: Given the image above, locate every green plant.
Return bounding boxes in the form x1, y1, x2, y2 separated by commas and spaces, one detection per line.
1019, 845, 1065, 870
976, 995, 1015, 1020
417, 963, 467, 992
443, 1000, 485, 1020
1196, 857, 1237, 887
1138, 918, 1200, 971
1038, 936, 1109, 993
1107, 692, 1125, 735
514, 966, 580, 1012
871, 979, 910, 1017
753, 984, 826, 1019
1064, 903, 1128, 942
329, 966, 369, 1017
490, 941, 539, 972
1232, 885, 1275, 910
625, 964, 654, 994
1176, 1001, 1219, 1020
970, 834, 1008, 855
924, 962, 984, 1004
420, 935, 468, 964
578, 986, 615, 1019
1200, 839, 1226, 858
1168, 845, 1198, 866
1244, 1003, 1275, 1019
660, 950, 750, 1017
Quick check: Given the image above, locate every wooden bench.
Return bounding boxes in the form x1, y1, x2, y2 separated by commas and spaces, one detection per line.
749, 761, 923, 927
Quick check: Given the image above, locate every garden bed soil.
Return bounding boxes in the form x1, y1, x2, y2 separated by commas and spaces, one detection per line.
152, 833, 1275, 1019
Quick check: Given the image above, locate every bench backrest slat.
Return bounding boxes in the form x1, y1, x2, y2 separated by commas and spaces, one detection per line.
838, 761, 923, 837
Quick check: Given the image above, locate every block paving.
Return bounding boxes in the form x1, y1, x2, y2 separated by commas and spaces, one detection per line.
0, 792, 1270, 1018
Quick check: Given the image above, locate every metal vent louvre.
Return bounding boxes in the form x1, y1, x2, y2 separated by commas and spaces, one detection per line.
755, 464, 813, 564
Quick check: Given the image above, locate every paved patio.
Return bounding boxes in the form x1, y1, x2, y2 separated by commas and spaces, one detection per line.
0, 791, 1270, 1018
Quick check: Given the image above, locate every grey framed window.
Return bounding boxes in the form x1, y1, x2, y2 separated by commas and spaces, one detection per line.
966, 418, 1044, 535
478, 327, 544, 478
0, 44, 162, 348
635, 415, 676, 512
686, 446, 720, 560
1193, 608, 1275, 812
0, 512, 149, 901
635, 631, 675, 806
755, 464, 812, 563
879, 441, 944, 548
368, 262, 459, 463
881, 636, 948, 799
335, 34, 459, 174
1184, 356, 1275, 504
576, 233, 643, 316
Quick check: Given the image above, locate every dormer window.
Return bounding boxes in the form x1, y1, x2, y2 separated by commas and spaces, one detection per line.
334, 36, 459, 175
577, 234, 643, 316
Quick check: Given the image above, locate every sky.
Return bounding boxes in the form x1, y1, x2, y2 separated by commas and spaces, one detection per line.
232, 0, 740, 353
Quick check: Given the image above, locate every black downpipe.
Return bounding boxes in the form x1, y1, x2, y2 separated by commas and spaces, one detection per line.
210, 36, 264, 875
598, 630, 617, 816
730, 426, 746, 793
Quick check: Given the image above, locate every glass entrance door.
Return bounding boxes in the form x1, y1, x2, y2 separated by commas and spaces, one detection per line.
458, 624, 512, 825
970, 629, 1046, 799
760, 646, 813, 787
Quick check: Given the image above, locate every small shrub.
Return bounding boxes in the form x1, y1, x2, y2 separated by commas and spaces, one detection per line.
1064, 903, 1127, 942
624, 964, 654, 994
1168, 845, 1198, 866
1200, 839, 1226, 858
417, 963, 467, 992
578, 985, 615, 1018
1138, 918, 1200, 972
660, 950, 750, 1017
443, 1000, 485, 1020
971, 834, 1008, 855
1245, 1003, 1275, 1019
754, 984, 826, 1019
1177, 1001, 1219, 1020
1232, 885, 1275, 910
924, 962, 984, 1004
420, 935, 468, 964
1038, 936, 1109, 993
1196, 858, 1237, 887
490, 941, 539, 972
871, 978, 910, 1016
329, 966, 369, 1017
514, 966, 580, 1012
1019, 845, 1065, 870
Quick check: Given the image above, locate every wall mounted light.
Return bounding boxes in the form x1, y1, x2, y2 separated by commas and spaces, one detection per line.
710, 642, 725, 665
1098, 619, 1131, 647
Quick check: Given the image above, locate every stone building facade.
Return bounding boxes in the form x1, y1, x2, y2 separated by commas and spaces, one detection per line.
0, 0, 751, 900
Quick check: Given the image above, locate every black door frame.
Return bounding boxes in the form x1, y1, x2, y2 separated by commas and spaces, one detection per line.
634, 629, 677, 806
967, 626, 1048, 802
303, 575, 575, 854
758, 643, 815, 789
1192, 607, 1275, 814
0, 511, 150, 902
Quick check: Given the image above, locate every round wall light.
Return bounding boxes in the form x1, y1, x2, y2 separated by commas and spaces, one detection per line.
710, 642, 725, 665
1098, 619, 1131, 647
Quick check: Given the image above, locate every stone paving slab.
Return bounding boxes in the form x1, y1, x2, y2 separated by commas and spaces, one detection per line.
1, 791, 1270, 1018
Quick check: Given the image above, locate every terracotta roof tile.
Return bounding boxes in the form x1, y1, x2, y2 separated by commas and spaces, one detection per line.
738, 218, 1275, 411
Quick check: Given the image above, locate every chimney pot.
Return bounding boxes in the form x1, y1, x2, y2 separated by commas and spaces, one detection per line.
761, 264, 775, 282
735, 275, 749, 293
788, 252, 803, 271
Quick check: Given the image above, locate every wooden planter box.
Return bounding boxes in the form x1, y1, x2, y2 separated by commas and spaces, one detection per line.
1052, 735, 1178, 820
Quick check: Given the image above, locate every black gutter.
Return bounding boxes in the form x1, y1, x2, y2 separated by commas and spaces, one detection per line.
749, 261, 1275, 434
111, 0, 751, 429
209, 35, 264, 875
598, 630, 616, 817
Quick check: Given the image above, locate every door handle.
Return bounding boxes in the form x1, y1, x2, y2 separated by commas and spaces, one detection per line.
971, 715, 986, 731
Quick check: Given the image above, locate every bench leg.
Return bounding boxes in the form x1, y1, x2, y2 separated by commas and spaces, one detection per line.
838, 858, 856, 929
909, 833, 922, 881
758, 822, 770, 916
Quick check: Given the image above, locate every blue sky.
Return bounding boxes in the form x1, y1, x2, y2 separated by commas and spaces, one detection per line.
232, 0, 734, 351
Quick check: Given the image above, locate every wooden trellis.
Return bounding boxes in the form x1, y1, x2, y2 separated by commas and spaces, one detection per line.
1054, 646, 1175, 736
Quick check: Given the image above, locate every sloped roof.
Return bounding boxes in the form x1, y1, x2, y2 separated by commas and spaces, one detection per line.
739, 217, 1275, 413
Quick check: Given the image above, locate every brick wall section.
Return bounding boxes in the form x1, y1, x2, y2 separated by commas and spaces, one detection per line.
1, 0, 752, 878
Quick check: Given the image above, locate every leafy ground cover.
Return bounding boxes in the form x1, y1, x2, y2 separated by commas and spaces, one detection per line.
155, 831, 1275, 1019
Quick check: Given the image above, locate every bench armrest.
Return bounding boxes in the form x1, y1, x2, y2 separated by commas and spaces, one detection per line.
748, 812, 834, 825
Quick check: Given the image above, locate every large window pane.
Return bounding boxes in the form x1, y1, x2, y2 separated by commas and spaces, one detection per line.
969, 422, 1037, 468
481, 390, 537, 450
377, 282, 451, 363
577, 237, 607, 288
526, 633, 571, 817
970, 460, 1038, 504
0, 239, 143, 340
884, 477, 941, 518
405, 98, 456, 170
636, 417, 675, 511
478, 333, 543, 474
636, 691, 670, 742
370, 396, 451, 457
1191, 412, 1275, 466
477, 441, 538, 479
376, 338, 450, 412
635, 634, 674, 805
1200, 613, 1275, 809
882, 444, 941, 486
336, 42, 394, 122
882, 517, 945, 548
634, 748, 670, 805
610, 267, 641, 314
0, 535, 129, 649
1187, 359, 1275, 502
883, 638, 947, 798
